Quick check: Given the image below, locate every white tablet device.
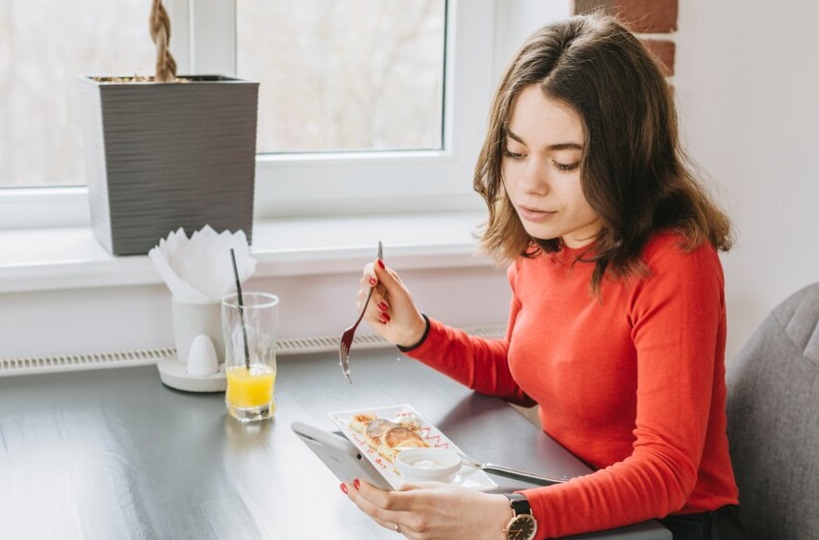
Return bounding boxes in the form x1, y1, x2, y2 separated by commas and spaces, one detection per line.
291, 421, 392, 490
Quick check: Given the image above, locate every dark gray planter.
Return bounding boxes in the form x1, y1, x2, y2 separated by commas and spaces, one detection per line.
78, 75, 259, 256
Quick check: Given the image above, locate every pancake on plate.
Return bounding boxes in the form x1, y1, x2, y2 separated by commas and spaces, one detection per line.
349, 412, 429, 462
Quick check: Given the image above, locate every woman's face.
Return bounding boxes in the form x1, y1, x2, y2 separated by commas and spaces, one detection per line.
501, 85, 601, 248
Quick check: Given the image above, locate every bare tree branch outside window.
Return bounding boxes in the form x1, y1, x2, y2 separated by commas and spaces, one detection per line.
0, 0, 445, 187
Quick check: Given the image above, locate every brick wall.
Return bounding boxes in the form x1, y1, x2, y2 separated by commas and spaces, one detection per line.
573, 0, 678, 76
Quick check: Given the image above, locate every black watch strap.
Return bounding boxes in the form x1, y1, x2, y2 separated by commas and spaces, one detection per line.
504, 493, 532, 516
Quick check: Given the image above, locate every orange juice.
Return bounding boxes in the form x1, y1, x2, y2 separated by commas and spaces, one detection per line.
226, 364, 276, 409
222, 292, 279, 422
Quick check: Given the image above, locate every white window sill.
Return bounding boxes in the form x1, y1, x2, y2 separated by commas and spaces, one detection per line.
0, 211, 492, 294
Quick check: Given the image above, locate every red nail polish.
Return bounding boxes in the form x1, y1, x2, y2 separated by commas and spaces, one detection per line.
378, 301, 388, 312
369, 276, 377, 287
380, 313, 391, 323
377, 259, 385, 270
340, 483, 348, 494
353, 479, 360, 490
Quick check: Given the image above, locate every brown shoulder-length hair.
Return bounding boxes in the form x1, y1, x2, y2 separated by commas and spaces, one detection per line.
474, 13, 732, 292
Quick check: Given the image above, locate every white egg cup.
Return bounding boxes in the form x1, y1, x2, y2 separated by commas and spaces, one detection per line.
157, 298, 227, 393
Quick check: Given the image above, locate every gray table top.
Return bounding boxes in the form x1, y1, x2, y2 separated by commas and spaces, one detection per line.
0, 349, 669, 539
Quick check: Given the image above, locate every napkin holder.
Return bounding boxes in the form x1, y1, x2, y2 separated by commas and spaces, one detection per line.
157, 298, 227, 392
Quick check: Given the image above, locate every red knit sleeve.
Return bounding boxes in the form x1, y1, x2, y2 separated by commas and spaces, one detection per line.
523, 238, 730, 538
401, 263, 535, 407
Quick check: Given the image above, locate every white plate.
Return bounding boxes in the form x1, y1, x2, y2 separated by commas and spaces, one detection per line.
328, 404, 497, 491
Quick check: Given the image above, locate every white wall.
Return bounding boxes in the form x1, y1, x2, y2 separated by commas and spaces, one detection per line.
674, 0, 819, 359
0, 265, 511, 359
493, 1, 571, 77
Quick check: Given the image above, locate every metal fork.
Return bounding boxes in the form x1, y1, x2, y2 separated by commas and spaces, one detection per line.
339, 241, 383, 384
456, 452, 568, 486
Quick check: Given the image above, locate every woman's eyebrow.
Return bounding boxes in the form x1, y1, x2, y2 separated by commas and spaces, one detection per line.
506, 128, 583, 151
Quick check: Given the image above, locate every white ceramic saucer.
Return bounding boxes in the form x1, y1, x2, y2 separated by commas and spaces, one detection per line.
157, 358, 227, 393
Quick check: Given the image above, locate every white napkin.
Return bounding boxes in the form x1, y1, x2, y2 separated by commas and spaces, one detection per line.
149, 226, 257, 303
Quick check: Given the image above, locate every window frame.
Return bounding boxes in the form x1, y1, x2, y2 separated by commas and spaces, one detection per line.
0, 0, 496, 228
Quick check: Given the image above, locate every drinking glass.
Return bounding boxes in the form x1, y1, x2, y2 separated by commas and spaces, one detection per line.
221, 292, 279, 423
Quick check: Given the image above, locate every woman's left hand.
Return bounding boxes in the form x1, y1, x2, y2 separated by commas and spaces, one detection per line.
342, 479, 512, 540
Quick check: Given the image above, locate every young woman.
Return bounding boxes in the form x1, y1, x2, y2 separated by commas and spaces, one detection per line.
342, 13, 747, 540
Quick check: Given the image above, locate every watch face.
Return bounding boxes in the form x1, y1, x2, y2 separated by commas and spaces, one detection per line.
506, 514, 537, 540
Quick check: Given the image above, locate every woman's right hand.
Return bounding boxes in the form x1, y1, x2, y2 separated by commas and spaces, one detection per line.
358, 257, 428, 349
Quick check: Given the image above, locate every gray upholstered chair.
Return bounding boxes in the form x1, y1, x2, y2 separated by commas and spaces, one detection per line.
726, 282, 819, 540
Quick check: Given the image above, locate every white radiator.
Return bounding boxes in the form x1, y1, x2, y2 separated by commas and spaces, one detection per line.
0, 324, 506, 377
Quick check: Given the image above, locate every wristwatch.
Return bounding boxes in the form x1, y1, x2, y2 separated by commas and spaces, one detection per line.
503, 493, 538, 540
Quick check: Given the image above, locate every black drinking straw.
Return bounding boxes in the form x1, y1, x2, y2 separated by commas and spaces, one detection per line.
230, 248, 251, 371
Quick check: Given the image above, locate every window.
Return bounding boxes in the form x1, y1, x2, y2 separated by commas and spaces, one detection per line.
0, 0, 155, 188
0, 0, 495, 229
237, 1, 446, 154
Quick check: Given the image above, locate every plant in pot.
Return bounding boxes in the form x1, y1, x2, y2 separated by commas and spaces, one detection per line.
78, 0, 259, 256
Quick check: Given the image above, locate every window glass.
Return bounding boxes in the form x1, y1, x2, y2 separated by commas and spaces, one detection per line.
0, 0, 486, 228
236, 0, 446, 154
0, 0, 155, 188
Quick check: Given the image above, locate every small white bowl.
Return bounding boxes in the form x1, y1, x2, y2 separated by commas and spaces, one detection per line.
395, 448, 461, 484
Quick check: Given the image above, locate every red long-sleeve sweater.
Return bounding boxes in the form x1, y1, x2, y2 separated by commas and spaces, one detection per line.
403, 232, 739, 538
